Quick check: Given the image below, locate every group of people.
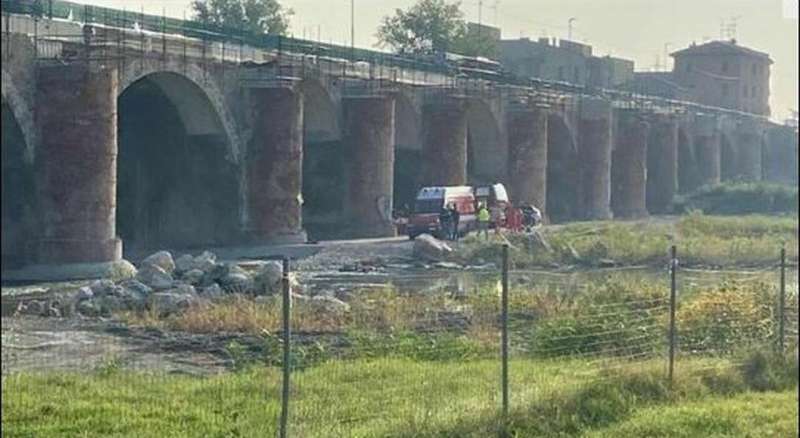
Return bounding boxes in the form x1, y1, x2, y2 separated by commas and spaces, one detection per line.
438, 203, 462, 241
473, 202, 543, 240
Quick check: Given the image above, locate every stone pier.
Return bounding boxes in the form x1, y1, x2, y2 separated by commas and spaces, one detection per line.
245, 84, 306, 244
577, 98, 613, 220
25, 64, 122, 279
763, 126, 799, 185
421, 96, 468, 186
342, 94, 396, 238
611, 111, 649, 218
694, 114, 721, 187
508, 105, 548, 211
734, 118, 763, 181
646, 114, 678, 214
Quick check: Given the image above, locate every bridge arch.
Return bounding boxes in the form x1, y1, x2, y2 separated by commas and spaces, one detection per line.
1, 96, 37, 269
466, 99, 504, 184
300, 78, 343, 239
1, 69, 35, 163
117, 71, 241, 255
119, 63, 241, 163
677, 125, 699, 193
720, 132, 737, 182
393, 90, 423, 210
546, 112, 579, 222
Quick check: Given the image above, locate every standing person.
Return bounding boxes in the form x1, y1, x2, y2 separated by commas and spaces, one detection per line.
477, 203, 491, 240
438, 205, 451, 240
505, 203, 521, 233
449, 202, 460, 241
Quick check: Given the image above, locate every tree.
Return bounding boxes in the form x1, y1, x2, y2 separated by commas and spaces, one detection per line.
377, 0, 465, 55
376, 0, 497, 58
192, 0, 292, 35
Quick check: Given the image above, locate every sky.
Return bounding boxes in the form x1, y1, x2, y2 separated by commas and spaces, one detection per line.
79, 0, 798, 121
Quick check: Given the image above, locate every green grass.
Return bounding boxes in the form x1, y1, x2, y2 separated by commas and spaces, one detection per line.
454, 213, 798, 268
585, 391, 798, 438
3, 352, 797, 437
673, 182, 799, 216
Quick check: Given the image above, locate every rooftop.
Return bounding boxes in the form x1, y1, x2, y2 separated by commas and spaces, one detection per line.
670, 40, 772, 63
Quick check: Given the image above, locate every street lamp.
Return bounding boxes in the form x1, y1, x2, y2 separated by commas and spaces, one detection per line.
568, 17, 576, 41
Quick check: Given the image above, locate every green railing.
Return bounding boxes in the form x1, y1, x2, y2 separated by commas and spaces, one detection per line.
0, 0, 772, 120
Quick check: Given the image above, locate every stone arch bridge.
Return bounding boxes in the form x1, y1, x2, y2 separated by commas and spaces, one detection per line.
2, 11, 797, 280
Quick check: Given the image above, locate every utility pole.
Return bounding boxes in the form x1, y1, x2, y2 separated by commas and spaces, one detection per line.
350, 0, 355, 50
663, 43, 672, 71
568, 17, 576, 41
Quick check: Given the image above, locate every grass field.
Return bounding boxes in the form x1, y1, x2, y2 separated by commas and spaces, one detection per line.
3, 352, 797, 437
454, 213, 799, 269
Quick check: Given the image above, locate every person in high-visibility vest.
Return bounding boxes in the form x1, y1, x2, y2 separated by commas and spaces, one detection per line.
477, 203, 491, 240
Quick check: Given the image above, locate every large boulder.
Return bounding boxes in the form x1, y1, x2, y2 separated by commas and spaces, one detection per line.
253, 261, 283, 296
107, 259, 138, 281
181, 269, 205, 286
136, 265, 174, 290
117, 279, 153, 311
174, 254, 195, 274
141, 251, 176, 274
191, 251, 218, 273
219, 272, 255, 294
412, 234, 453, 262
89, 279, 123, 298
149, 292, 199, 316
309, 295, 350, 313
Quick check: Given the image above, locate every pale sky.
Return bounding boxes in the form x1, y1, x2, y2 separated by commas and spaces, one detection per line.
80, 0, 798, 121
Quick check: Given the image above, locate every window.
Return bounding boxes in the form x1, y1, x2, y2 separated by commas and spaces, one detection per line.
722, 83, 729, 97
743, 86, 748, 97
573, 66, 580, 83
558, 66, 565, 81
686, 63, 693, 72
752, 64, 757, 75
722, 61, 729, 73
752, 86, 757, 97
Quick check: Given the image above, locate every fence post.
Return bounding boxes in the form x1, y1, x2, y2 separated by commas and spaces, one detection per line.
501, 244, 509, 418
779, 246, 786, 354
668, 245, 677, 385
279, 257, 291, 438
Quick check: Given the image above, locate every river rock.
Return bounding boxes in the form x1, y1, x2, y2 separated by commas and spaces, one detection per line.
76, 286, 94, 301
77, 299, 101, 317
174, 254, 195, 274
141, 250, 176, 274
182, 269, 205, 286
191, 250, 218, 273
107, 259, 138, 281
309, 295, 350, 313
220, 272, 255, 294
412, 234, 453, 262
253, 261, 283, 295
149, 292, 199, 316
89, 279, 120, 297
136, 265, 174, 290
200, 283, 224, 299
433, 261, 461, 270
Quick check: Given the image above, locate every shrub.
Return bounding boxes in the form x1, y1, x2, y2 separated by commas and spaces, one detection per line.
677, 281, 776, 354
673, 182, 799, 215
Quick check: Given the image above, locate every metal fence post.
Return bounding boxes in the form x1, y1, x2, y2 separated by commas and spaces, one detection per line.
279, 257, 291, 438
779, 247, 786, 354
668, 245, 677, 385
501, 244, 509, 418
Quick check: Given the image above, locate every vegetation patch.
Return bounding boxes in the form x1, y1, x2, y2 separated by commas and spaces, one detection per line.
673, 182, 799, 216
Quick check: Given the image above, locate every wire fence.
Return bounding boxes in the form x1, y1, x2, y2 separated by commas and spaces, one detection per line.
1, 245, 797, 436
